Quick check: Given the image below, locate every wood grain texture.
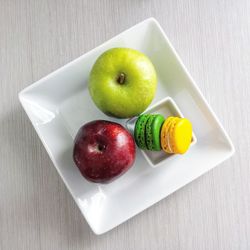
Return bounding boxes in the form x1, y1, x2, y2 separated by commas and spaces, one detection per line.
0, 0, 250, 249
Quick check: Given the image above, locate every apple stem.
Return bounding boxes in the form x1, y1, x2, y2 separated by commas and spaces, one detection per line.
117, 73, 126, 84
98, 144, 105, 152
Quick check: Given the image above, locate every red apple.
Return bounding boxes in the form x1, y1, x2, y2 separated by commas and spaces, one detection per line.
73, 120, 136, 183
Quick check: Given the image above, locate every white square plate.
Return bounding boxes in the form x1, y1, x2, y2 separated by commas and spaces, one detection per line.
19, 18, 234, 234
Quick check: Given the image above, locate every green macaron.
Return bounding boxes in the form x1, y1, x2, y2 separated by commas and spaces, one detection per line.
145, 114, 165, 151
134, 114, 150, 149
145, 115, 156, 150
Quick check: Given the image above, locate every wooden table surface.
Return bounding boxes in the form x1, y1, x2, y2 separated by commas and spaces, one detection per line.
1, 0, 250, 249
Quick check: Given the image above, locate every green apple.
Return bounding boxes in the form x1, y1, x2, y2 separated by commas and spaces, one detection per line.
88, 48, 157, 118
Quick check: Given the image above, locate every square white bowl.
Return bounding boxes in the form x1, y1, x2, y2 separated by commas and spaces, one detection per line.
126, 97, 197, 167
19, 18, 234, 234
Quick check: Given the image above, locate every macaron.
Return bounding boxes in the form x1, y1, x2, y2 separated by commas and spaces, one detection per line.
161, 117, 192, 154
145, 114, 165, 151
135, 114, 165, 151
171, 118, 192, 154
167, 117, 180, 153
134, 114, 150, 149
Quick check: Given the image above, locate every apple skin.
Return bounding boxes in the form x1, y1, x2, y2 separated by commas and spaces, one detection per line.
88, 48, 157, 118
73, 120, 136, 183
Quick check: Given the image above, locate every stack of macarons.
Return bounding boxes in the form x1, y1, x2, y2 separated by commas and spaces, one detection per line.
134, 114, 192, 154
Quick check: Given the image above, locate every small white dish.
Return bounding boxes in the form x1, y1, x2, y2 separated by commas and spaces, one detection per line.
19, 18, 234, 234
126, 97, 197, 167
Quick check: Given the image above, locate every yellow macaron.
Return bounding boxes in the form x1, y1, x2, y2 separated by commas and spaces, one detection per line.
161, 117, 192, 154
166, 117, 180, 153
172, 118, 192, 154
